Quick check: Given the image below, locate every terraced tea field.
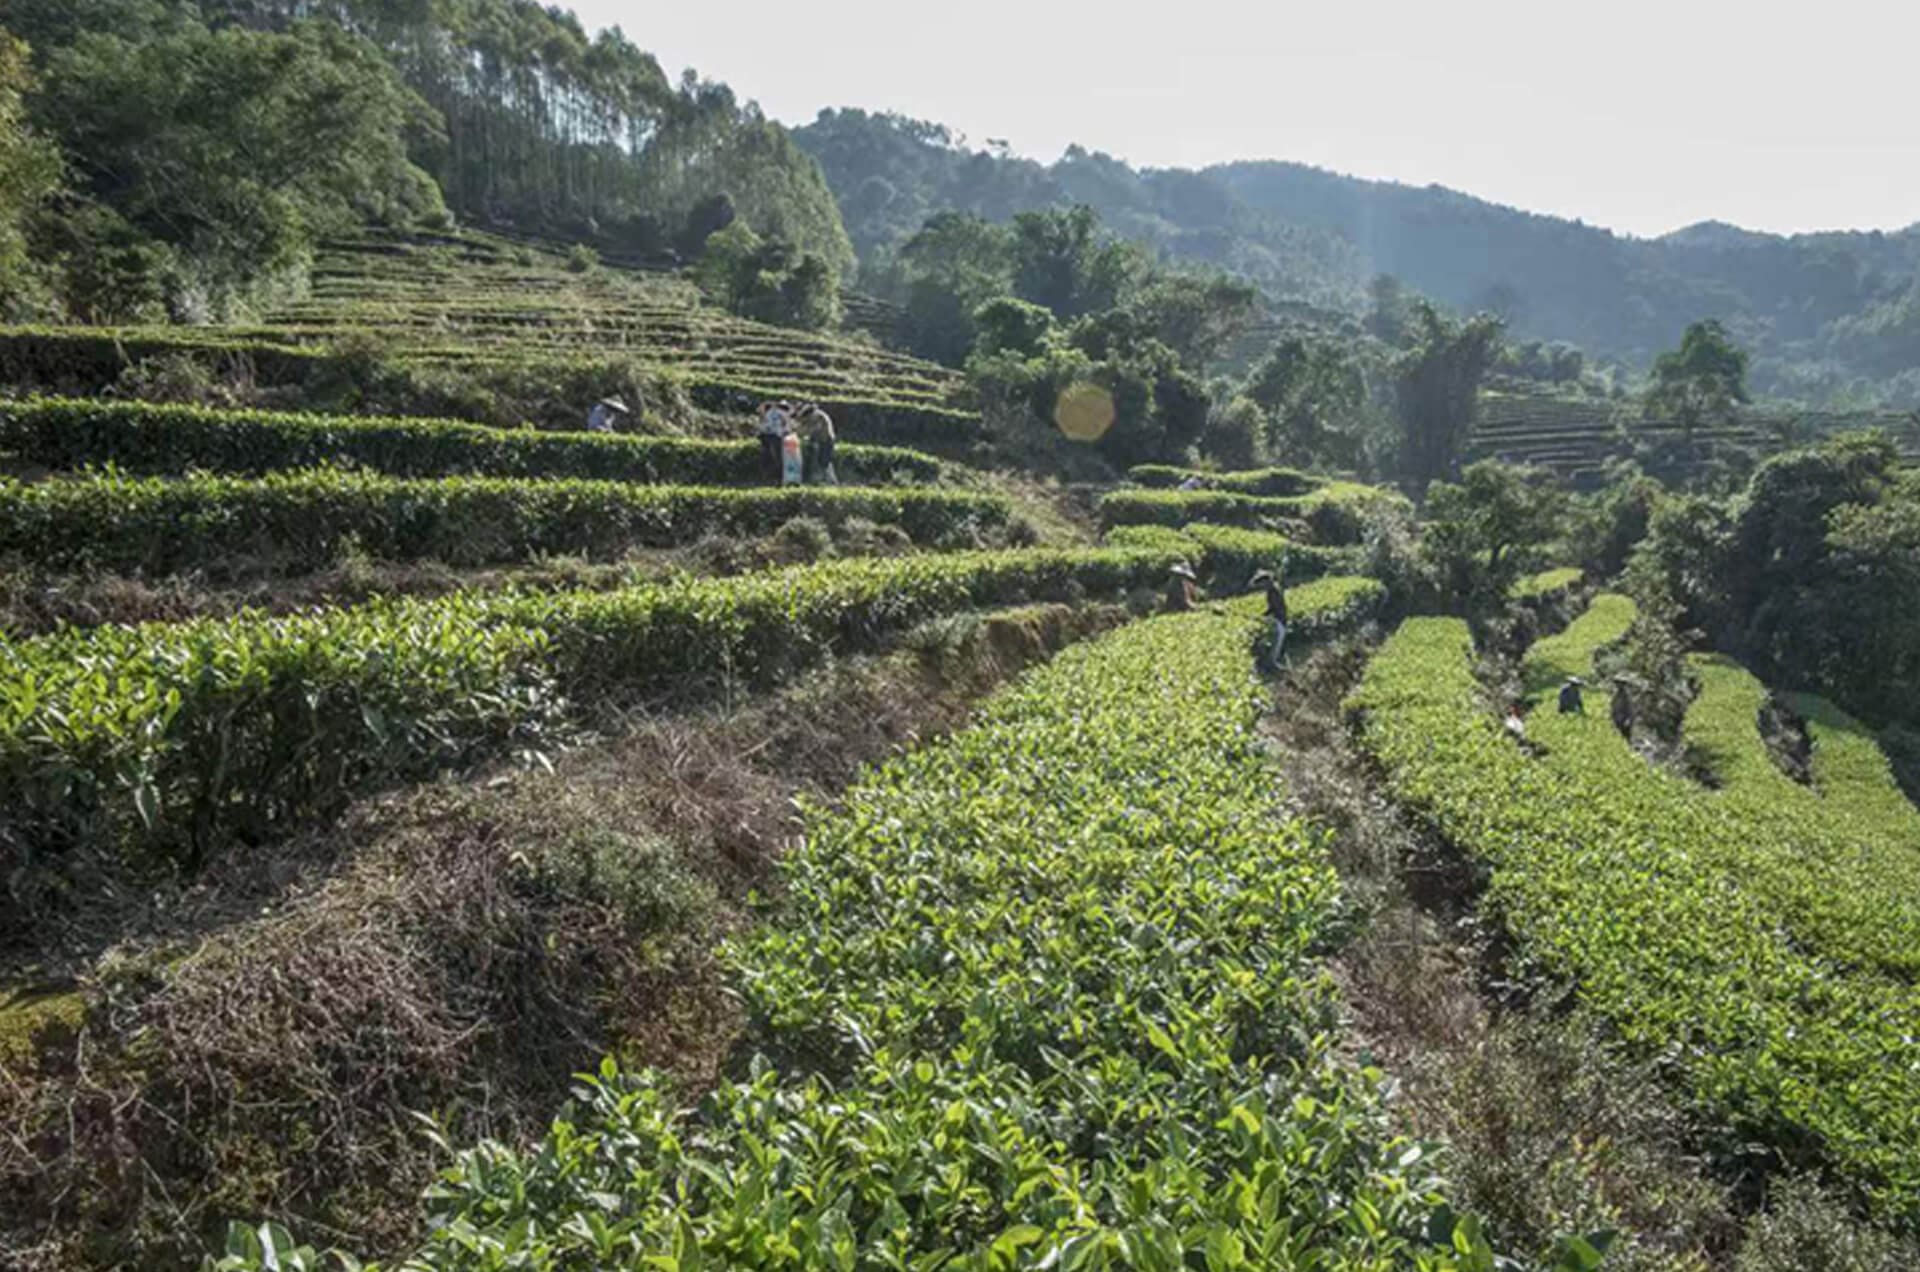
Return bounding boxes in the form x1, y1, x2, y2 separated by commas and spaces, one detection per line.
1352, 597, 1920, 1224
0, 229, 978, 442
1468, 389, 1919, 485
254, 583, 1487, 1270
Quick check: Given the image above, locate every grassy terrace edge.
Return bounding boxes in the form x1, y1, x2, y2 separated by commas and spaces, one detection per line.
217, 578, 1462, 1270
0, 397, 954, 486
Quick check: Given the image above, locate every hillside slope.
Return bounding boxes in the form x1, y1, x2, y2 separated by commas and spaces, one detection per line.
793, 111, 1920, 405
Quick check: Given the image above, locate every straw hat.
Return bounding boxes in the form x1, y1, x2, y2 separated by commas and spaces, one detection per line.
597, 397, 631, 414
1170, 563, 1198, 580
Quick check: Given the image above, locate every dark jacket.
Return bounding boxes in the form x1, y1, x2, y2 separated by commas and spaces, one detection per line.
1265, 579, 1289, 623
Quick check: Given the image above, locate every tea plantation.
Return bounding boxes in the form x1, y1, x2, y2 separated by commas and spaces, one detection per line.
1352, 598, 1920, 1226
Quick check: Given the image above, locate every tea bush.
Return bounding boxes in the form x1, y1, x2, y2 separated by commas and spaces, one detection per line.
0, 546, 1189, 879
1350, 601, 1920, 1225
218, 586, 1476, 1270
0, 396, 951, 486
0, 470, 1009, 573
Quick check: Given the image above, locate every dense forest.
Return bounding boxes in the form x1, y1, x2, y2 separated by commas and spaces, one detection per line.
794, 110, 1920, 406
0, 0, 850, 320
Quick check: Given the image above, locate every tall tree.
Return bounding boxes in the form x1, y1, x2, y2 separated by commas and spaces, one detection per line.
1008, 205, 1143, 319
1395, 302, 1505, 490
0, 28, 60, 312
1645, 318, 1750, 442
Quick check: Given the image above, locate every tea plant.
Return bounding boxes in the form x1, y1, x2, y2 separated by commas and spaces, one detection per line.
0, 396, 952, 486
213, 584, 1483, 1270
1350, 603, 1920, 1225
0, 469, 1009, 573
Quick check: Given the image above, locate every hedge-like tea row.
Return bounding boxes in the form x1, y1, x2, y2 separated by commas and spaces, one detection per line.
1508, 566, 1582, 601
0, 547, 1186, 879
1127, 463, 1322, 496
1351, 604, 1920, 1223
248, 586, 1469, 1269
0, 396, 951, 487
1103, 522, 1358, 584
1098, 482, 1408, 546
0, 470, 1008, 574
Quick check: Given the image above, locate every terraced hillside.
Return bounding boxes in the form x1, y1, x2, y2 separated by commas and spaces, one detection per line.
1352, 597, 1920, 1226
1469, 389, 1920, 485
0, 229, 978, 443
1, 326, 1445, 1270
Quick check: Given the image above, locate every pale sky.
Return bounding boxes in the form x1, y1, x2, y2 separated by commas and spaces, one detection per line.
568, 0, 1919, 240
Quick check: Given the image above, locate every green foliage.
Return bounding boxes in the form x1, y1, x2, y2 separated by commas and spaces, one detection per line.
31, 18, 443, 315
1102, 522, 1355, 588
1421, 460, 1565, 608
971, 295, 1054, 359
1564, 470, 1661, 578
219, 587, 1458, 1270
0, 469, 1011, 574
1396, 303, 1505, 489
1125, 271, 1260, 366
0, 545, 1189, 882
1198, 395, 1264, 469
693, 221, 841, 330
1508, 567, 1582, 602
1645, 319, 1750, 438
1244, 335, 1371, 468
1008, 204, 1146, 318
1352, 604, 1920, 1227
0, 29, 59, 316
0, 396, 952, 487
1099, 482, 1411, 547
1632, 432, 1920, 724
1128, 464, 1321, 497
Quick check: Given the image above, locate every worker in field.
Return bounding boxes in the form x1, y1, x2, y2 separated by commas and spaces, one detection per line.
1558, 675, 1586, 715
756, 401, 791, 484
800, 401, 837, 485
1164, 562, 1199, 613
586, 396, 629, 433
1504, 703, 1528, 742
1250, 568, 1289, 669
1610, 675, 1636, 737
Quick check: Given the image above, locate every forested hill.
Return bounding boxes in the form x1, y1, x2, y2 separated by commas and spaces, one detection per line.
794, 110, 1920, 405
0, 0, 850, 322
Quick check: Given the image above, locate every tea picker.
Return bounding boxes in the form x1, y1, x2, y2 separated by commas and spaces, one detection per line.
586, 396, 629, 433
1558, 676, 1586, 714
1250, 567, 1289, 670
1164, 562, 1199, 613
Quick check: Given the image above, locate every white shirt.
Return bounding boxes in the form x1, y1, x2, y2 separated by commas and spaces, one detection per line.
587, 403, 616, 433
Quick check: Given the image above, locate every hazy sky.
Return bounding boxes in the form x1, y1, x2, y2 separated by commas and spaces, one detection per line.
567, 0, 1918, 239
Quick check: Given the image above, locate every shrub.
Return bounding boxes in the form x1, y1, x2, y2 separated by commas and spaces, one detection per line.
0, 470, 1011, 574
0, 397, 953, 487
0, 546, 1196, 888
218, 586, 1460, 1270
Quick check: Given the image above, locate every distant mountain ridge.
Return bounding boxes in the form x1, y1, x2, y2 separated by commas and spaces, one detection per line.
793, 111, 1920, 406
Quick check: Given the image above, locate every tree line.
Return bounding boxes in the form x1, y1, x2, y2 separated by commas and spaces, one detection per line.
0, 0, 849, 322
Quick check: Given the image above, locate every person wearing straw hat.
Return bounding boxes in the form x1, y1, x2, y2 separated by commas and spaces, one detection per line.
1250, 568, 1289, 669
1558, 675, 1587, 715
1163, 562, 1200, 613
586, 396, 630, 433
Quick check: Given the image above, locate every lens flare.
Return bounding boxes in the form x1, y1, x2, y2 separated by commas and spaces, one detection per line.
1053, 382, 1115, 442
